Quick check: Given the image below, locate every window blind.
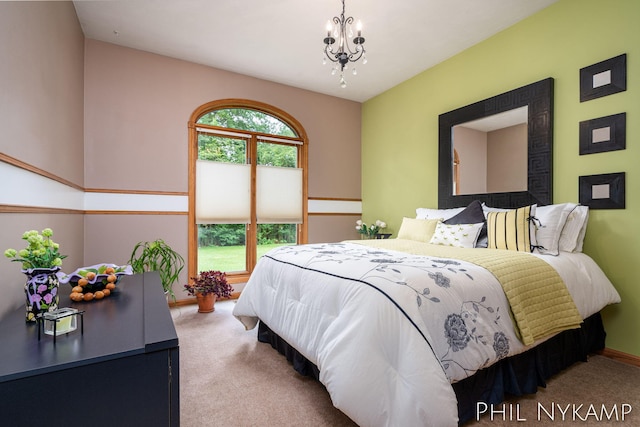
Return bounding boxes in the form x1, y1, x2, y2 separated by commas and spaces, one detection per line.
195, 160, 251, 224
256, 165, 303, 224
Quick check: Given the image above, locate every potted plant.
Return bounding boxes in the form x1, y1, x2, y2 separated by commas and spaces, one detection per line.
355, 219, 387, 239
4, 228, 67, 321
183, 270, 233, 313
128, 239, 185, 301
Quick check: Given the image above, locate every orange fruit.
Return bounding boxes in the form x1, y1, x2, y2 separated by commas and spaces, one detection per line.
70, 292, 81, 301
72, 286, 83, 293
94, 290, 105, 300
77, 278, 88, 287
86, 272, 96, 280
104, 267, 115, 274
102, 288, 111, 297
106, 274, 117, 283
83, 292, 94, 301
106, 283, 116, 290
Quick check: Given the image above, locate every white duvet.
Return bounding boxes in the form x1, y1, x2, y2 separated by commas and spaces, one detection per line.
233, 241, 620, 426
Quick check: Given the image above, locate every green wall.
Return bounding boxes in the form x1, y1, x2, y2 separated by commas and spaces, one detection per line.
362, 0, 639, 356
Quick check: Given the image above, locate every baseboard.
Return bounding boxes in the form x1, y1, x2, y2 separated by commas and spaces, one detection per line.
599, 347, 640, 368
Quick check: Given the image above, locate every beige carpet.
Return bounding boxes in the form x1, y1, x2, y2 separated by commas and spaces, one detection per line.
172, 300, 640, 426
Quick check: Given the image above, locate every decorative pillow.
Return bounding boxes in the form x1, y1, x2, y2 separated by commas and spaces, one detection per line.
483, 203, 538, 248
559, 205, 589, 252
397, 217, 442, 242
444, 200, 487, 248
533, 203, 577, 255
486, 205, 535, 252
429, 222, 484, 248
416, 206, 464, 221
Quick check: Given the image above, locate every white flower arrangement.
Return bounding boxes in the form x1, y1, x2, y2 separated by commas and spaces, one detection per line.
355, 219, 387, 238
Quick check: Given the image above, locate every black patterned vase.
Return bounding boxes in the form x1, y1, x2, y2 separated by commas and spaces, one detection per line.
23, 267, 61, 322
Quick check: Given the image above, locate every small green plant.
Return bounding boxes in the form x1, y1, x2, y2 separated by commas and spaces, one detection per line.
128, 239, 185, 301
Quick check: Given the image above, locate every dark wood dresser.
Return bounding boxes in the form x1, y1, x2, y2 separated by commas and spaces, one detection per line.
0, 272, 179, 427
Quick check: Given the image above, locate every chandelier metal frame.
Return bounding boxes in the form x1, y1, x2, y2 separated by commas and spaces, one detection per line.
322, 0, 366, 87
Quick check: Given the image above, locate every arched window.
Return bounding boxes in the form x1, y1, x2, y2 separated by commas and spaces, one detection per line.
188, 100, 308, 286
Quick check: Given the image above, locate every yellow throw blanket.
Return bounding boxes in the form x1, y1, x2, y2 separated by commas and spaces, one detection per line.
349, 239, 583, 345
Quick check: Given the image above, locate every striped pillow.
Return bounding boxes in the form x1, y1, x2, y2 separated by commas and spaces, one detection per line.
486, 205, 534, 252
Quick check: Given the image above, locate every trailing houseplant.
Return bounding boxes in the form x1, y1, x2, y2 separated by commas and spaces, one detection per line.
128, 239, 185, 301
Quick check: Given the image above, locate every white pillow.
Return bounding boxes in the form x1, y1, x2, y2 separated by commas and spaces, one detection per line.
533, 203, 577, 256
429, 222, 483, 248
559, 205, 589, 252
416, 206, 464, 221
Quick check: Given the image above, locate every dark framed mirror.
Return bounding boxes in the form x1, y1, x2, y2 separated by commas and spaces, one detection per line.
438, 78, 554, 209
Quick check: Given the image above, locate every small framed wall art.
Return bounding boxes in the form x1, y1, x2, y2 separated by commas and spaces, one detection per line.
579, 54, 626, 102
579, 112, 626, 155
579, 172, 625, 209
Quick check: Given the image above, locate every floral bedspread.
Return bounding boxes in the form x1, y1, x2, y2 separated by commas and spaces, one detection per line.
234, 240, 620, 427
254, 241, 533, 382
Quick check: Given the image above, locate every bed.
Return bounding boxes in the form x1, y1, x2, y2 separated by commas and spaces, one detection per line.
233, 202, 621, 426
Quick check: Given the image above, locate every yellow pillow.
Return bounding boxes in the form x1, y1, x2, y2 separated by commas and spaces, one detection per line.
486, 205, 533, 252
397, 217, 442, 242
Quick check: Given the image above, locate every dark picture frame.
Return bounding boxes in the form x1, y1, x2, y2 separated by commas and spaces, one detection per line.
579, 113, 626, 155
580, 54, 626, 102
438, 78, 554, 209
579, 172, 625, 209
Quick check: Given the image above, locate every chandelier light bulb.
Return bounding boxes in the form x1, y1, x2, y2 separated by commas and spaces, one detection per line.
363, 54, 368, 65
331, 68, 337, 76
352, 68, 357, 76
325, 20, 333, 36
340, 76, 347, 88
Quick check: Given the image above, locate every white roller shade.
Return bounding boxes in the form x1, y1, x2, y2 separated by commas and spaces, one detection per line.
256, 165, 303, 224
196, 160, 251, 224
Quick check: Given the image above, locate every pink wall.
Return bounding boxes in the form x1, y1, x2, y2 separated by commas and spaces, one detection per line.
84, 40, 361, 197
487, 124, 527, 193
454, 126, 487, 195
0, 2, 363, 314
0, 2, 85, 183
0, 2, 85, 317
82, 40, 363, 297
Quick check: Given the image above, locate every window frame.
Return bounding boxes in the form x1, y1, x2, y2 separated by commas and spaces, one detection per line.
188, 99, 308, 286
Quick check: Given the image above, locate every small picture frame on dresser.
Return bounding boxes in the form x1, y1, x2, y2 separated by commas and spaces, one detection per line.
579, 54, 626, 102
579, 113, 626, 155
579, 172, 625, 209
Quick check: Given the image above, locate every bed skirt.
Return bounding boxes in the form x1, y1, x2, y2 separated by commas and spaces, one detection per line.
257, 312, 606, 425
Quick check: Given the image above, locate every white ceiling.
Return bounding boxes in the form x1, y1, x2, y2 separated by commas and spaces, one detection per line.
73, 0, 558, 102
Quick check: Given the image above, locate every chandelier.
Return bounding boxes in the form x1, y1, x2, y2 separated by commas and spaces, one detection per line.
322, 0, 367, 88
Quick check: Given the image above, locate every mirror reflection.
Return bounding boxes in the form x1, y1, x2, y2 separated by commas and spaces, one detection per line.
452, 106, 528, 195
438, 77, 553, 209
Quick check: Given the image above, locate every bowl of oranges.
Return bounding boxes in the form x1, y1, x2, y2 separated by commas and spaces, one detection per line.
61, 263, 133, 302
